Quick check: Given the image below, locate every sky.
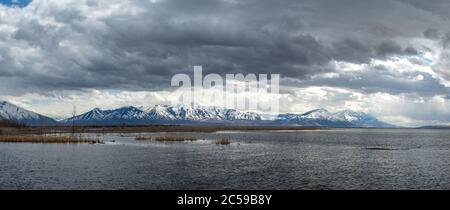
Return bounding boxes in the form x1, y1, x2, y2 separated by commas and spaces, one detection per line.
0, 0, 449, 126
0, 0, 31, 7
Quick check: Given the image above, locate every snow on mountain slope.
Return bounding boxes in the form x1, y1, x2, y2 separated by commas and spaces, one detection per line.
146, 105, 178, 121
64, 104, 263, 125
224, 109, 261, 121
300, 108, 337, 120
63, 106, 150, 125
61, 108, 105, 123
107, 106, 149, 120
145, 104, 261, 121
333, 110, 394, 127
334, 110, 372, 122
276, 108, 394, 128
0, 101, 57, 125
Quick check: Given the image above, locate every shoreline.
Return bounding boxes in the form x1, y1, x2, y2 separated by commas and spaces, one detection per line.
1, 124, 448, 137
0, 134, 102, 144
1, 125, 326, 135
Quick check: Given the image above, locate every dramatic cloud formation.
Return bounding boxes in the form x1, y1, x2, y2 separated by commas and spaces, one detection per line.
0, 0, 449, 126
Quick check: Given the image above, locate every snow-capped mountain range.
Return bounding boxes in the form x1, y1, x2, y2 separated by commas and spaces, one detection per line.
62, 104, 262, 125
0, 101, 395, 127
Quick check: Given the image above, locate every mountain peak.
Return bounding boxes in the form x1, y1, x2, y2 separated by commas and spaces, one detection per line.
91, 107, 103, 112
0, 101, 56, 125
334, 110, 373, 122
276, 108, 394, 128
301, 108, 334, 120
116, 106, 141, 111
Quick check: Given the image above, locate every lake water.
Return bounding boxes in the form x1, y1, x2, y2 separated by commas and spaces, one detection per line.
1, 129, 450, 190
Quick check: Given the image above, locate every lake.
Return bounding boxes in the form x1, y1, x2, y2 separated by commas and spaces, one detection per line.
1, 129, 450, 190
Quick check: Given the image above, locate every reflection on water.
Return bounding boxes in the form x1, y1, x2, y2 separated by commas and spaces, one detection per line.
1, 129, 450, 190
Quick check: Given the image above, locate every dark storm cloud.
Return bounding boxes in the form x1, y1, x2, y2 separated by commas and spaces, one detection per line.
376, 40, 403, 56
331, 38, 373, 64
298, 70, 450, 97
424, 28, 440, 40
0, 0, 449, 96
399, 0, 450, 19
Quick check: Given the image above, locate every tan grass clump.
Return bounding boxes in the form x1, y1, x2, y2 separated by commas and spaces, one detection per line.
215, 139, 231, 145
135, 134, 152, 140
154, 136, 197, 142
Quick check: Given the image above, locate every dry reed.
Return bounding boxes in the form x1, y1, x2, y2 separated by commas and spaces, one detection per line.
215, 139, 231, 145
154, 136, 197, 142
0, 135, 101, 144
135, 134, 152, 140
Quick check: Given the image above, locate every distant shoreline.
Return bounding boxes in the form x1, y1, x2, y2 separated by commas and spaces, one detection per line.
2, 125, 325, 135
1, 124, 448, 136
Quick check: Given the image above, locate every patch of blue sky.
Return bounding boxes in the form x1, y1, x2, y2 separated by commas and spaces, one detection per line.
398, 52, 433, 65
107, 89, 123, 96
30, 98, 52, 105
0, 0, 31, 7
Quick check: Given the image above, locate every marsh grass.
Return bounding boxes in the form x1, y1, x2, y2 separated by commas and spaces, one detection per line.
0, 135, 101, 144
216, 139, 231, 145
135, 134, 152, 140
154, 136, 197, 142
